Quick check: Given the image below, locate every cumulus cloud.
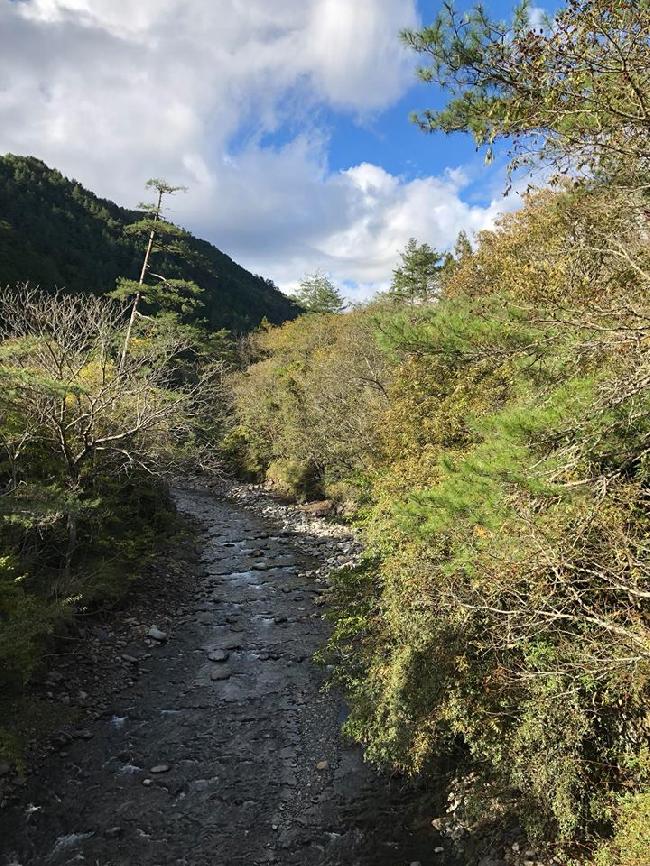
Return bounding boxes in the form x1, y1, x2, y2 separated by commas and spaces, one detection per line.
0, 0, 510, 297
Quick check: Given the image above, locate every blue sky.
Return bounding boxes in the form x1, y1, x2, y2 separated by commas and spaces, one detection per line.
0, 0, 557, 297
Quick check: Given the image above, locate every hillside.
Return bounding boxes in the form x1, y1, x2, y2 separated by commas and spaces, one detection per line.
0, 154, 300, 332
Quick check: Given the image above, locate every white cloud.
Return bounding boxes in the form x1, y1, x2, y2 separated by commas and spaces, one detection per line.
0, 0, 511, 299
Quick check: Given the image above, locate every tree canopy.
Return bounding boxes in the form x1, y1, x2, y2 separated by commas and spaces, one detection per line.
291, 271, 347, 314
402, 0, 650, 183
0, 155, 301, 332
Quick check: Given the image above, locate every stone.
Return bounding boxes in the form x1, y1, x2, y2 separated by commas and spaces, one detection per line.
122, 654, 139, 664
73, 730, 94, 740
150, 764, 170, 774
105, 827, 122, 838
208, 649, 229, 663
316, 761, 329, 771
274, 615, 288, 624
0, 762, 11, 777
197, 612, 213, 625
211, 669, 231, 681
147, 627, 167, 642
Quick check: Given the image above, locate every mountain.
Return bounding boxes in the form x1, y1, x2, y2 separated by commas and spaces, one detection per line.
0, 154, 300, 332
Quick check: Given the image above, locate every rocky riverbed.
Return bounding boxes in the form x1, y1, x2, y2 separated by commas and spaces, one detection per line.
0, 483, 455, 866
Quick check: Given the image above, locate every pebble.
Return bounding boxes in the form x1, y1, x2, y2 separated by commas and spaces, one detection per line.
210, 669, 231, 681
122, 654, 139, 664
316, 761, 329, 771
147, 627, 168, 642
208, 649, 229, 663
150, 764, 170, 774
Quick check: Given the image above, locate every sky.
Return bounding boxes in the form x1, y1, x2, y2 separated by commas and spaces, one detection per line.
0, 0, 550, 299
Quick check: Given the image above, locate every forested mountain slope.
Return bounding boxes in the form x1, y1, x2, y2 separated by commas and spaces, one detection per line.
0, 154, 299, 331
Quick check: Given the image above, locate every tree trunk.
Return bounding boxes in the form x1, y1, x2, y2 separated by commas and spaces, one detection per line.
64, 510, 77, 579
118, 187, 163, 373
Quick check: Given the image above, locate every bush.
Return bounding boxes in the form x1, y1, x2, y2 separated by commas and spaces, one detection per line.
238, 183, 650, 857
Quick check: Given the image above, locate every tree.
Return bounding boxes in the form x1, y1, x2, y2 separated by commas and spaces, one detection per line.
0, 287, 220, 573
291, 271, 347, 314
113, 178, 203, 372
454, 230, 472, 262
401, 0, 650, 183
390, 238, 444, 304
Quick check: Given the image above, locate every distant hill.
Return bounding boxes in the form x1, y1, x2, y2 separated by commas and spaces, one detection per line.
0, 154, 300, 332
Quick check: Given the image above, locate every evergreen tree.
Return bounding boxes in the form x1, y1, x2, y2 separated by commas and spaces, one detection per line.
0, 155, 300, 332
292, 271, 346, 314
401, 0, 650, 184
112, 179, 204, 371
390, 238, 443, 304
454, 230, 472, 261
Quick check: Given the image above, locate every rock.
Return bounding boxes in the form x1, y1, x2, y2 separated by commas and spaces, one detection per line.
197, 612, 213, 625
300, 500, 334, 517
105, 827, 122, 838
147, 627, 167, 642
316, 761, 329, 771
207, 649, 229, 663
274, 615, 288, 624
210, 669, 231, 681
73, 730, 94, 740
150, 764, 170, 774
121, 654, 139, 664
0, 762, 10, 777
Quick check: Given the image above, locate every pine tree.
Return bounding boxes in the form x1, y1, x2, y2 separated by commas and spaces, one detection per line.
113, 178, 203, 371
292, 271, 346, 314
390, 238, 443, 304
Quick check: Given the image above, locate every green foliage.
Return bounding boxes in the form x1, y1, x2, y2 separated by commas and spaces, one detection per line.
112, 275, 204, 322
233, 180, 650, 858
290, 271, 346, 314
401, 0, 650, 182
229, 308, 391, 499
390, 238, 445, 304
0, 154, 300, 331
0, 287, 224, 746
0, 556, 62, 688
594, 792, 650, 866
